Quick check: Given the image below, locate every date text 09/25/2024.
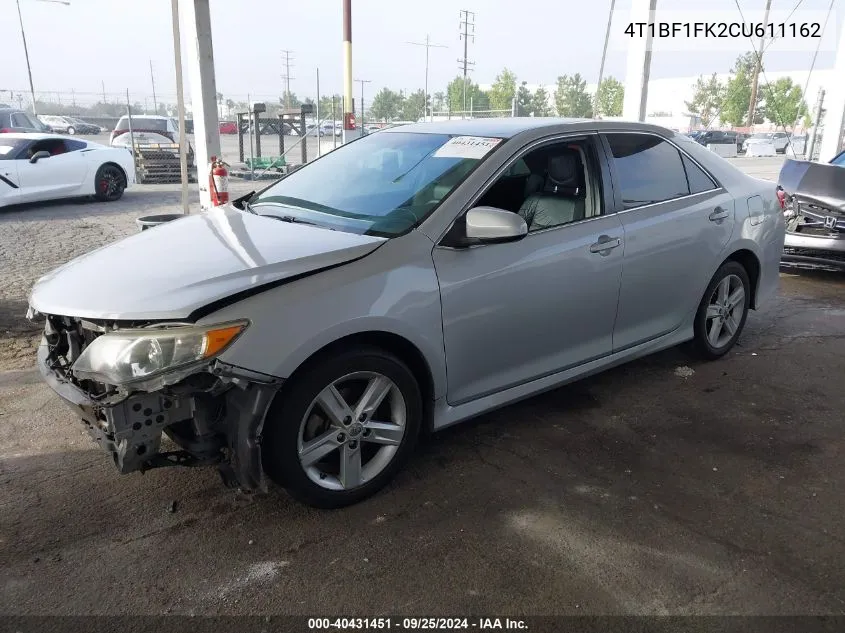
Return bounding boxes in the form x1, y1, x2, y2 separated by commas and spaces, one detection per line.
308, 617, 528, 630
624, 21, 821, 39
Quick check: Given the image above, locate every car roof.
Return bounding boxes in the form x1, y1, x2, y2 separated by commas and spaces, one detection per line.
380, 117, 680, 138
0, 132, 72, 141
117, 114, 170, 119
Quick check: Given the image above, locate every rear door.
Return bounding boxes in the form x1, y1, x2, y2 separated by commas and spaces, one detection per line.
602, 132, 736, 351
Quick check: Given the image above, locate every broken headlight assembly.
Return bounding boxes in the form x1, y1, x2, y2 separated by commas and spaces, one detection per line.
71, 321, 248, 386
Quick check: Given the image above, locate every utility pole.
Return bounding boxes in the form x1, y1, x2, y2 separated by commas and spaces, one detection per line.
102, 80, 107, 104
149, 60, 159, 115
355, 79, 371, 129
622, 0, 657, 121
747, 0, 772, 128
595, 0, 617, 117
71, 88, 76, 109
16, 0, 37, 115
407, 35, 447, 122
281, 49, 295, 109
341, 0, 357, 142
457, 10, 475, 117
171, 0, 188, 214
807, 88, 825, 160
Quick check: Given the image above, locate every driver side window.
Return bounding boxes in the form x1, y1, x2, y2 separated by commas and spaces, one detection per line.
475, 137, 603, 232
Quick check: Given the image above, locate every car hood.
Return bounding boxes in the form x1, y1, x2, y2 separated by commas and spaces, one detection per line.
29, 206, 386, 321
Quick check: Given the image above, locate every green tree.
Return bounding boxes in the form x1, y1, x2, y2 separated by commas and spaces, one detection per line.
761, 77, 808, 128
402, 89, 427, 121
446, 76, 486, 113
685, 73, 725, 127
721, 53, 764, 127
489, 67, 517, 111
318, 94, 342, 121
595, 76, 624, 117
554, 73, 593, 117
280, 91, 301, 109
432, 91, 446, 113
515, 81, 533, 116
532, 85, 552, 117
369, 87, 403, 121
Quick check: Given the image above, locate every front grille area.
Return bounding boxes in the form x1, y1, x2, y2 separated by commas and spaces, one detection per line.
43, 315, 112, 399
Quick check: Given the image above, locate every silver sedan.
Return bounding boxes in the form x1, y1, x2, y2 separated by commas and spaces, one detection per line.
29, 118, 785, 508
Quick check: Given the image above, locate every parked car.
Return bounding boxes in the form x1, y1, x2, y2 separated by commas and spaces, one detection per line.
0, 108, 51, 133
28, 119, 784, 508
695, 130, 740, 149
778, 149, 845, 266
743, 132, 790, 154
110, 114, 194, 167
39, 115, 101, 135
67, 117, 103, 135
0, 133, 135, 208
219, 121, 238, 134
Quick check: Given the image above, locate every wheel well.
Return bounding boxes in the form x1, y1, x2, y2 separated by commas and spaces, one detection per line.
101, 162, 127, 185
725, 249, 761, 309
281, 332, 436, 431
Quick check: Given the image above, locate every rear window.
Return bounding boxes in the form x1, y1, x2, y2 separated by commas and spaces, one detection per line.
116, 116, 167, 131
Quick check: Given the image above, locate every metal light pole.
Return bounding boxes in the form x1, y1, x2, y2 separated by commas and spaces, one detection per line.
407, 35, 447, 122
15, 0, 70, 117
594, 0, 617, 118
355, 79, 371, 129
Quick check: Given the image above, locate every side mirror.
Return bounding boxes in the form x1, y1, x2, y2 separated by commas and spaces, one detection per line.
29, 151, 50, 164
465, 206, 528, 243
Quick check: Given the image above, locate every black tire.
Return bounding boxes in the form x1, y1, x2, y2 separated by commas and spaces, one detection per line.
67, 126, 76, 135
93, 164, 126, 202
692, 261, 751, 360
262, 345, 423, 509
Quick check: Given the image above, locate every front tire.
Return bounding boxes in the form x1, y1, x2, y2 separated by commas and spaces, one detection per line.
262, 346, 423, 508
93, 164, 126, 202
67, 126, 76, 135
692, 261, 751, 360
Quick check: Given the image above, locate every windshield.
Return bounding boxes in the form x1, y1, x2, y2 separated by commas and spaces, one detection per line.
832, 152, 845, 167
250, 131, 502, 236
0, 139, 28, 159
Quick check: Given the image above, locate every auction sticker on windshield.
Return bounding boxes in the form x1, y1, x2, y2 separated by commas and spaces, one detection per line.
434, 136, 502, 159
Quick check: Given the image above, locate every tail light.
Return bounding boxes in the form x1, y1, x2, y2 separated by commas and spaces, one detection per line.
776, 187, 786, 209
0, 128, 12, 133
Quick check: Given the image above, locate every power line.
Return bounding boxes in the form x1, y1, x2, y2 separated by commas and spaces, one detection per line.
281, 49, 295, 109
458, 9, 476, 115
407, 35, 448, 122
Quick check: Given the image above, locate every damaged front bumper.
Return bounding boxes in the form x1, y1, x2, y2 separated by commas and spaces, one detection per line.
782, 201, 845, 269
36, 334, 282, 491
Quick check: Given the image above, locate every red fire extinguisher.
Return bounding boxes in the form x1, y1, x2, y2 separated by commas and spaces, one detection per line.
209, 156, 229, 206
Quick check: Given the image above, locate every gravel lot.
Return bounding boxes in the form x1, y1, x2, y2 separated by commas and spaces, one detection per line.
4, 155, 845, 616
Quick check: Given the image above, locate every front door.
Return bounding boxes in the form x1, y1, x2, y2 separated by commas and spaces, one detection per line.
602, 132, 736, 351
432, 135, 623, 405
16, 139, 87, 203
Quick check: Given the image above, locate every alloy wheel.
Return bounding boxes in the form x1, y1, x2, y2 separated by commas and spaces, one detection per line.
297, 371, 407, 491
705, 274, 745, 349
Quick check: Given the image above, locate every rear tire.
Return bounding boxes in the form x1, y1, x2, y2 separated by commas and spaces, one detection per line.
262, 346, 422, 509
692, 261, 751, 360
67, 126, 76, 135
93, 164, 126, 202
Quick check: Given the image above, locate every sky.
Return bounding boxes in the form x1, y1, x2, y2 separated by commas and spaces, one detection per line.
1, 0, 841, 107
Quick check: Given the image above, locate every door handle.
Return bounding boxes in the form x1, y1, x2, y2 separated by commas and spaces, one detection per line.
589, 236, 622, 254
709, 207, 730, 222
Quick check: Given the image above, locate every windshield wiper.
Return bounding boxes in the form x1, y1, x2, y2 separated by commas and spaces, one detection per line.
264, 214, 335, 229
232, 190, 257, 213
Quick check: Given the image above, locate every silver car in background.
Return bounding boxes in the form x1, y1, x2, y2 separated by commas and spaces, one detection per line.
28, 119, 785, 508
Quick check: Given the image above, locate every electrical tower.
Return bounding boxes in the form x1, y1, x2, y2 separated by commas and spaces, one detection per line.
281, 49, 295, 109
457, 10, 475, 115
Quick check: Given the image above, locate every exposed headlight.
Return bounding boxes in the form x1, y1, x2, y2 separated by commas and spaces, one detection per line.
71, 321, 247, 386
